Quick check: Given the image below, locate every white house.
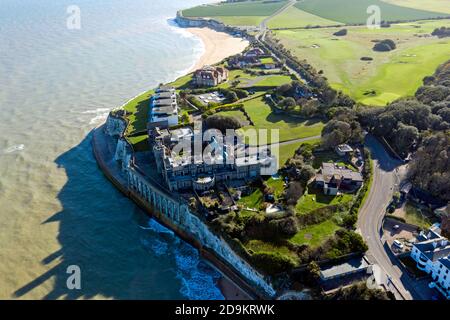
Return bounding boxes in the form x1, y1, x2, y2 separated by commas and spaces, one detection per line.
149, 86, 178, 128
411, 228, 450, 299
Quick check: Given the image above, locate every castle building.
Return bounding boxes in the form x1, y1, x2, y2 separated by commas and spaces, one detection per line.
148, 126, 273, 192
194, 66, 229, 87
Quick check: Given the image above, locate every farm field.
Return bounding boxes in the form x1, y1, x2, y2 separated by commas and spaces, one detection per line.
295, 0, 449, 24
382, 0, 450, 15
239, 97, 324, 143
268, 5, 342, 29
274, 20, 450, 106
182, 0, 287, 26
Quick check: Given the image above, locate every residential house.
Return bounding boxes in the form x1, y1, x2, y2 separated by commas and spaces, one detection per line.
411, 228, 450, 299
315, 162, 363, 195
335, 144, 354, 157
244, 47, 264, 58
148, 86, 178, 128
194, 65, 228, 87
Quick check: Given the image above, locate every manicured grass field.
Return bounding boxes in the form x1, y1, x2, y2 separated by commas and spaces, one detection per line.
240, 97, 324, 143
249, 75, 293, 87
265, 176, 285, 200
295, 0, 449, 24
238, 188, 264, 209
215, 109, 250, 126
245, 240, 299, 263
290, 220, 340, 248
296, 187, 354, 215
260, 57, 275, 64
268, 5, 342, 29
275, 20, 450, 106
277, 138, 321, 166
122, 90, 154, 135
213, 16, 266, 27
182, 0, 287, 26
382, 0, 450, 15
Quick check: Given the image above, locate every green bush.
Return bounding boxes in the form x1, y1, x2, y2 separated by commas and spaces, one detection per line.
251, 252, 296, 275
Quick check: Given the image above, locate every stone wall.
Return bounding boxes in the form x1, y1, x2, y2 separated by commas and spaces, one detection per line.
104, 113, 276, 298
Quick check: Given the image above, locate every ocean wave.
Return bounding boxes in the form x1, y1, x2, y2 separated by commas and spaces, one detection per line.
81, 108, 111, 125
2, 144, 25, 154
175, 243, 224, 300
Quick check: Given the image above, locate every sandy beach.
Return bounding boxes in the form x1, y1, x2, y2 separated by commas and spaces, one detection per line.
186, 27, 249, 72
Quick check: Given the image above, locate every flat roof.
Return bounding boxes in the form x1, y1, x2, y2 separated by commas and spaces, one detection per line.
320, 257, 370, 280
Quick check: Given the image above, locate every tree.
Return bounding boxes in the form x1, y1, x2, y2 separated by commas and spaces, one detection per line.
279, 97, 296, 111
305, 261, 321, 285
284, 181, 304, 206
408, 132, 450, 201
326, 282, 391, 300
392, 122, 419, 155
299, 165, 316, 185
322, 120, 352, 149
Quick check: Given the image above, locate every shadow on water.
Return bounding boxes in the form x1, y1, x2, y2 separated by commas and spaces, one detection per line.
13, 132, 223, 300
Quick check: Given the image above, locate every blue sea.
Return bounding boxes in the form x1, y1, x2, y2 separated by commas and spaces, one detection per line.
0, 0, 224, 299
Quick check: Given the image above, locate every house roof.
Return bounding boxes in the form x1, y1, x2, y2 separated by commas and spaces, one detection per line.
155, 91, 175, 99
320, 256, 370, 280
319, 162, 363, 183
415, 238, 450, 262
336, 144, 353, 153
153, 98, 177, 107
439, 257, 450, 270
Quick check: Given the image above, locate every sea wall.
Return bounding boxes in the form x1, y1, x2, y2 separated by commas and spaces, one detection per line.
102, 115, 276, 298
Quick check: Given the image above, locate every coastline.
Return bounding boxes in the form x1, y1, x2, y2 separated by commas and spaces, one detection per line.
97, 24, 262, 300
185, 27, 249, 72
181, 26, 253, 300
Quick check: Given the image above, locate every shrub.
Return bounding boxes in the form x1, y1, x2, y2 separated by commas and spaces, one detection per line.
373, 39, 396, 52
251, 252, 296, 275
333, 29, 347, 36
204, 114, 241, 133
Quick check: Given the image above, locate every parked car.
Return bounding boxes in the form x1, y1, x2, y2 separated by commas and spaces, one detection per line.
393, 240, 404, 249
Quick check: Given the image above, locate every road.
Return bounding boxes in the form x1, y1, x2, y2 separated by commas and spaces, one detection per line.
252, 4, 430, 300
357, 135, 429, 300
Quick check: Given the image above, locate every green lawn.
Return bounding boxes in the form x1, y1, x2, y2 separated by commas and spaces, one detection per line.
265, 176, 285, 200
239, 97, 324, 144
248, 75, 293, 88
238, 188, 264, 210
403, 203, 433, 229
382, 0, 450, 15
275, 20, 450, 106
296, 187, 354, 215
122, 90, 154, 135
215, 109, 250, 125
290, 220, 340, 248
245, 239, 299, 263
214, 16, 267, 27
182, 0, 288, 26
260, 57, 275, 64
268, 5, 342, 29
277, 138, 321, 166
167, 73, 193, 90
127, 134, 149, 152
295, 0, 449, 24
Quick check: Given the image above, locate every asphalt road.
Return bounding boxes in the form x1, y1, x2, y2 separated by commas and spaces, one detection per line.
358, 135, 431, 300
